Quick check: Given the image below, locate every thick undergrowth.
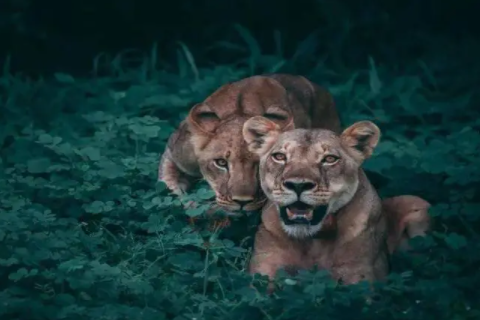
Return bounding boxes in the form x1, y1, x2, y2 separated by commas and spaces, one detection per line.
1, 28, 480, 319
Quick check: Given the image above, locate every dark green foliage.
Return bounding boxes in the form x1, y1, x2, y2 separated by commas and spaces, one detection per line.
1, 32, 480, 320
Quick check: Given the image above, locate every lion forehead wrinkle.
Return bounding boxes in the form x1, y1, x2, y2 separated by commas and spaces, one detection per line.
320, 143, 330, 151
233, 150, 253, 163
303, 131, 313, 145
282, 140, 300, 151
306, 148, 323, 161
311, 143, 331, 157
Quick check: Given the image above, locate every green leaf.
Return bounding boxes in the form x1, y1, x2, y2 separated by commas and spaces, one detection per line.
37, 133, 53, 144
168, 252, 203, 271
0, 257, 19, 266
444, 233, 468, 250
185, 206, 207, 217
27, 158, 51, 173
128, 123, 161, 138
303, 282, 326, 296
54, 72, 75, 83
8, 267, 29, 281
363, 155, 393, 173
96, 160, 125, 179
83, 200, 105, 214
54, 293, 76, 306
196, 188, 216, 200
80, 146, 102, 161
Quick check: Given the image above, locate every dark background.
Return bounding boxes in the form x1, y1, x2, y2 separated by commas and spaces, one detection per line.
1, 0, 479, 76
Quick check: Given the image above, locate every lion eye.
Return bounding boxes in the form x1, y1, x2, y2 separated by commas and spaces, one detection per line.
271, 152, 286, 162
214, 158, 228, 168
322, 155, 339, 164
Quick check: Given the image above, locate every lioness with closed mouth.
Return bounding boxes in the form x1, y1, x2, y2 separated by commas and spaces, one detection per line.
243, 116, 392, 287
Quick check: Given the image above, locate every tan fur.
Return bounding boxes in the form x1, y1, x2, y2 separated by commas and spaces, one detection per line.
158, 121, 202, 195
158, 74, 341, 213
382, 195, 432, 254
244, 117, 390, 287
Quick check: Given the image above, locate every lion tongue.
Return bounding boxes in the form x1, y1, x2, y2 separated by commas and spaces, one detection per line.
286, 207, 313, 220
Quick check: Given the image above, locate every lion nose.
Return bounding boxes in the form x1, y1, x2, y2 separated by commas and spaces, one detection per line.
283, 179, 317, 196
232, 197, 254, 209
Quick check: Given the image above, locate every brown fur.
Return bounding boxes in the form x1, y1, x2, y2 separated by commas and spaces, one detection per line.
244, 117, 391, 287
318, 194, 432, 255
383, 195, 431, 254
158, 74, 341, 213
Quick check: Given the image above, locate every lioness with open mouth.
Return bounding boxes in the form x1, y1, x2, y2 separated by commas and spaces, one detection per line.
243, 116, 398, 288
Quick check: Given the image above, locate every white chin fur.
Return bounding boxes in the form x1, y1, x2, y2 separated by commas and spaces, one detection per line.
281, 222, 323, 239
275, 179, 360, 239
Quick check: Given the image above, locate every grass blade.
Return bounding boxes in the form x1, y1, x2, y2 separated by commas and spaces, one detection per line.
177, 41, 199, 82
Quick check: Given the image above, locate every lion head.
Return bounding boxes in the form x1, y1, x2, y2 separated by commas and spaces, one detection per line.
243, 116, 381, 237
186, 116, 267, 214
183, 77, 300, 214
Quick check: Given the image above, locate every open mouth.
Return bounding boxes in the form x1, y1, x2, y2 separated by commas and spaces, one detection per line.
279, 201, 328, 225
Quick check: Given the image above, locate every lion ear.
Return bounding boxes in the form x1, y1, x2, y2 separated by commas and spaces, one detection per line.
187, 103, 220, 134
243, 116, 281, 156
263, 106, 295, 131
340, 121, 380, 161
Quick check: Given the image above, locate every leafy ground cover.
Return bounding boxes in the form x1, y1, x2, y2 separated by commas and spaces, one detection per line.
1, 30, 480, 320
